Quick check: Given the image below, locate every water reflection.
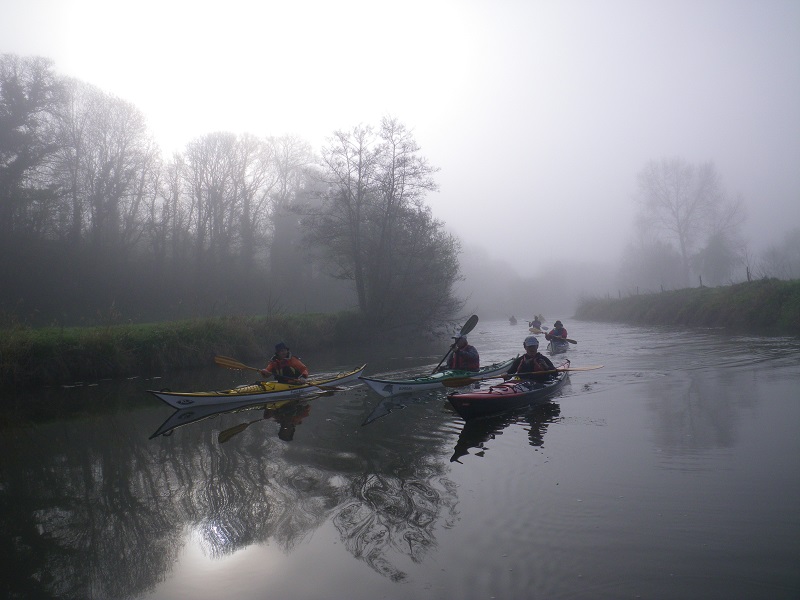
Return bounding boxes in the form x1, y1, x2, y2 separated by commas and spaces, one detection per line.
0, 387, 459, 598
361, 396, 407, 425
450, 402, 562, 463
644, 363, 758, 457
334, 472, 457, 582
4, 323, 798, 600
152, 396, 320, 442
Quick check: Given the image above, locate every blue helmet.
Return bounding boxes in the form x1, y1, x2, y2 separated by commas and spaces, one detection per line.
524, 335, 539, 348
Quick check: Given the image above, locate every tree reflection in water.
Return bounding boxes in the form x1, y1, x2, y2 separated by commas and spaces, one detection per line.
1, 385, 467, 597
333, 471, 457, 582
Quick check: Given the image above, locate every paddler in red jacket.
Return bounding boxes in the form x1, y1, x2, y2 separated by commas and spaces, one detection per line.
260, 342, 309, 384
545, 320, 568, 341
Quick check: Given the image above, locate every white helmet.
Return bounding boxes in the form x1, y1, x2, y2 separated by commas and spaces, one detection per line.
524, 335, 539, 347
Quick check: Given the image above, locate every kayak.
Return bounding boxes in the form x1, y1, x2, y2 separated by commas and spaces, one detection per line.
529, 327, 543, 334
360, 357, 517, 397
447, 360, 570, 420
547, 338, 570, 354
148, 364, 366, 409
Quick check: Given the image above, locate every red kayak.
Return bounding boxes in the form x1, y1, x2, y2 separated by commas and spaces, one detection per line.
448, 360, 570, 420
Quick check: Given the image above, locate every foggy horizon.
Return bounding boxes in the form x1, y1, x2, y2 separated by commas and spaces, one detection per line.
2, 0, 799, 315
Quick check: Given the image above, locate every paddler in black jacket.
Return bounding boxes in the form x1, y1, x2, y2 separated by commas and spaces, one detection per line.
505, 335, 556, 382
445, 335, 480, 371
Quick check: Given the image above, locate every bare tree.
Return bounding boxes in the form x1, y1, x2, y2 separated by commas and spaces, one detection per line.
636, 158, 742, 287
307, 117, 462, 329
87, 95, 159, 250
0, 54, 65, 239
268, 135, 315, 283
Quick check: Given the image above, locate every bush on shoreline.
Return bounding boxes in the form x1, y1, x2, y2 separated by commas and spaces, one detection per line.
574, 278, 800, 334
0, 312, 375, 391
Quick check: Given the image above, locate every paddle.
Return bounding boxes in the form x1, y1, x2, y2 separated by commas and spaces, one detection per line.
214, 355, 263, 373
213, 355, 340, 391
218, 418, 262, 443
546, 336, 577, 344
441, 365, 604, 387
431, 314, 479, 374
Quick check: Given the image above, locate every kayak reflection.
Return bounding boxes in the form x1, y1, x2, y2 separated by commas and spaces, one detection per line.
361, 396, 408, 425
450, 402, 561, 463
150, 397, 317, 442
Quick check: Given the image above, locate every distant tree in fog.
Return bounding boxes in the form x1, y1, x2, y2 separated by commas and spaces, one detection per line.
620, 236, 685, 292
269, 136, 315, 285
693, 231, 741, 285
306, 117, 462, 329
71, 85, 160, 252
635, 158, 744, 287
181, 132, 276, 269
757, 228, 800, 280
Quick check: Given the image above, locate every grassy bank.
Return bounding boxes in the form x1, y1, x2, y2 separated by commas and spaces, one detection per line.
0, 311, 370, 390
574, 278, 800, 334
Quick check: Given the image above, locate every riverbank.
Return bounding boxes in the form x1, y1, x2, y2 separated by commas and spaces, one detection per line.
0, 311, 376, 391
574, 278, 800, 334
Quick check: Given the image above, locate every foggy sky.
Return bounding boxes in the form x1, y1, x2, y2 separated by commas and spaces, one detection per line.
2, 0, 799, 281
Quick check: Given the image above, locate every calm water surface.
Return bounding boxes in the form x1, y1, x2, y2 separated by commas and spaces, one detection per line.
2, 320, 799, 600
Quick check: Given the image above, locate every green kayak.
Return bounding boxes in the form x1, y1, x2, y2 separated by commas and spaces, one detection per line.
359, 358, 516, 397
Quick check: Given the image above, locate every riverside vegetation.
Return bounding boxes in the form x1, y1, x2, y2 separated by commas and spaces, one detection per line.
3, 279, 797, 392
0, 312, 375, 391
574, 278, 800, 334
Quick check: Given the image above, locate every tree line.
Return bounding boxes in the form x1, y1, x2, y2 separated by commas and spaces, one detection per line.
0, 54, 462, 330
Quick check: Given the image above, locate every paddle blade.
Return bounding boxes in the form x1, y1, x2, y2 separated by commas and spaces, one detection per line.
460, 314, 479, 336
218, 421, 254, 444
214, 355, 260, 372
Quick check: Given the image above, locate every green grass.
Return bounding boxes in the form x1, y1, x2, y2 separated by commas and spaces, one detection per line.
575, 279, 800, 334
0, 312, 369, 390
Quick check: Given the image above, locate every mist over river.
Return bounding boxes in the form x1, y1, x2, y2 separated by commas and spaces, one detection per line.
2, 319, 798, 600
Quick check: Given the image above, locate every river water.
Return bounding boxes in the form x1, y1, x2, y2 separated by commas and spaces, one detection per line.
1, 319, 799, 600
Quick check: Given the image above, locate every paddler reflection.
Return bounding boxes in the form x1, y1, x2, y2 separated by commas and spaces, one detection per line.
265, 400, 311, 441
216, 399, 312, 444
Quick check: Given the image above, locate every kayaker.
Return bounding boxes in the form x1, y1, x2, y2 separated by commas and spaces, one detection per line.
260, 342, 309, 384
505, 336, 556, 381
441, 335, 480, 372
545, 320, 568, 341
529, 315, 542, 329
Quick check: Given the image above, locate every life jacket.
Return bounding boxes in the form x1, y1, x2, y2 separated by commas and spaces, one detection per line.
448, 345, 479, 371
267, 355, 307, 382
516, 353, 549, 373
